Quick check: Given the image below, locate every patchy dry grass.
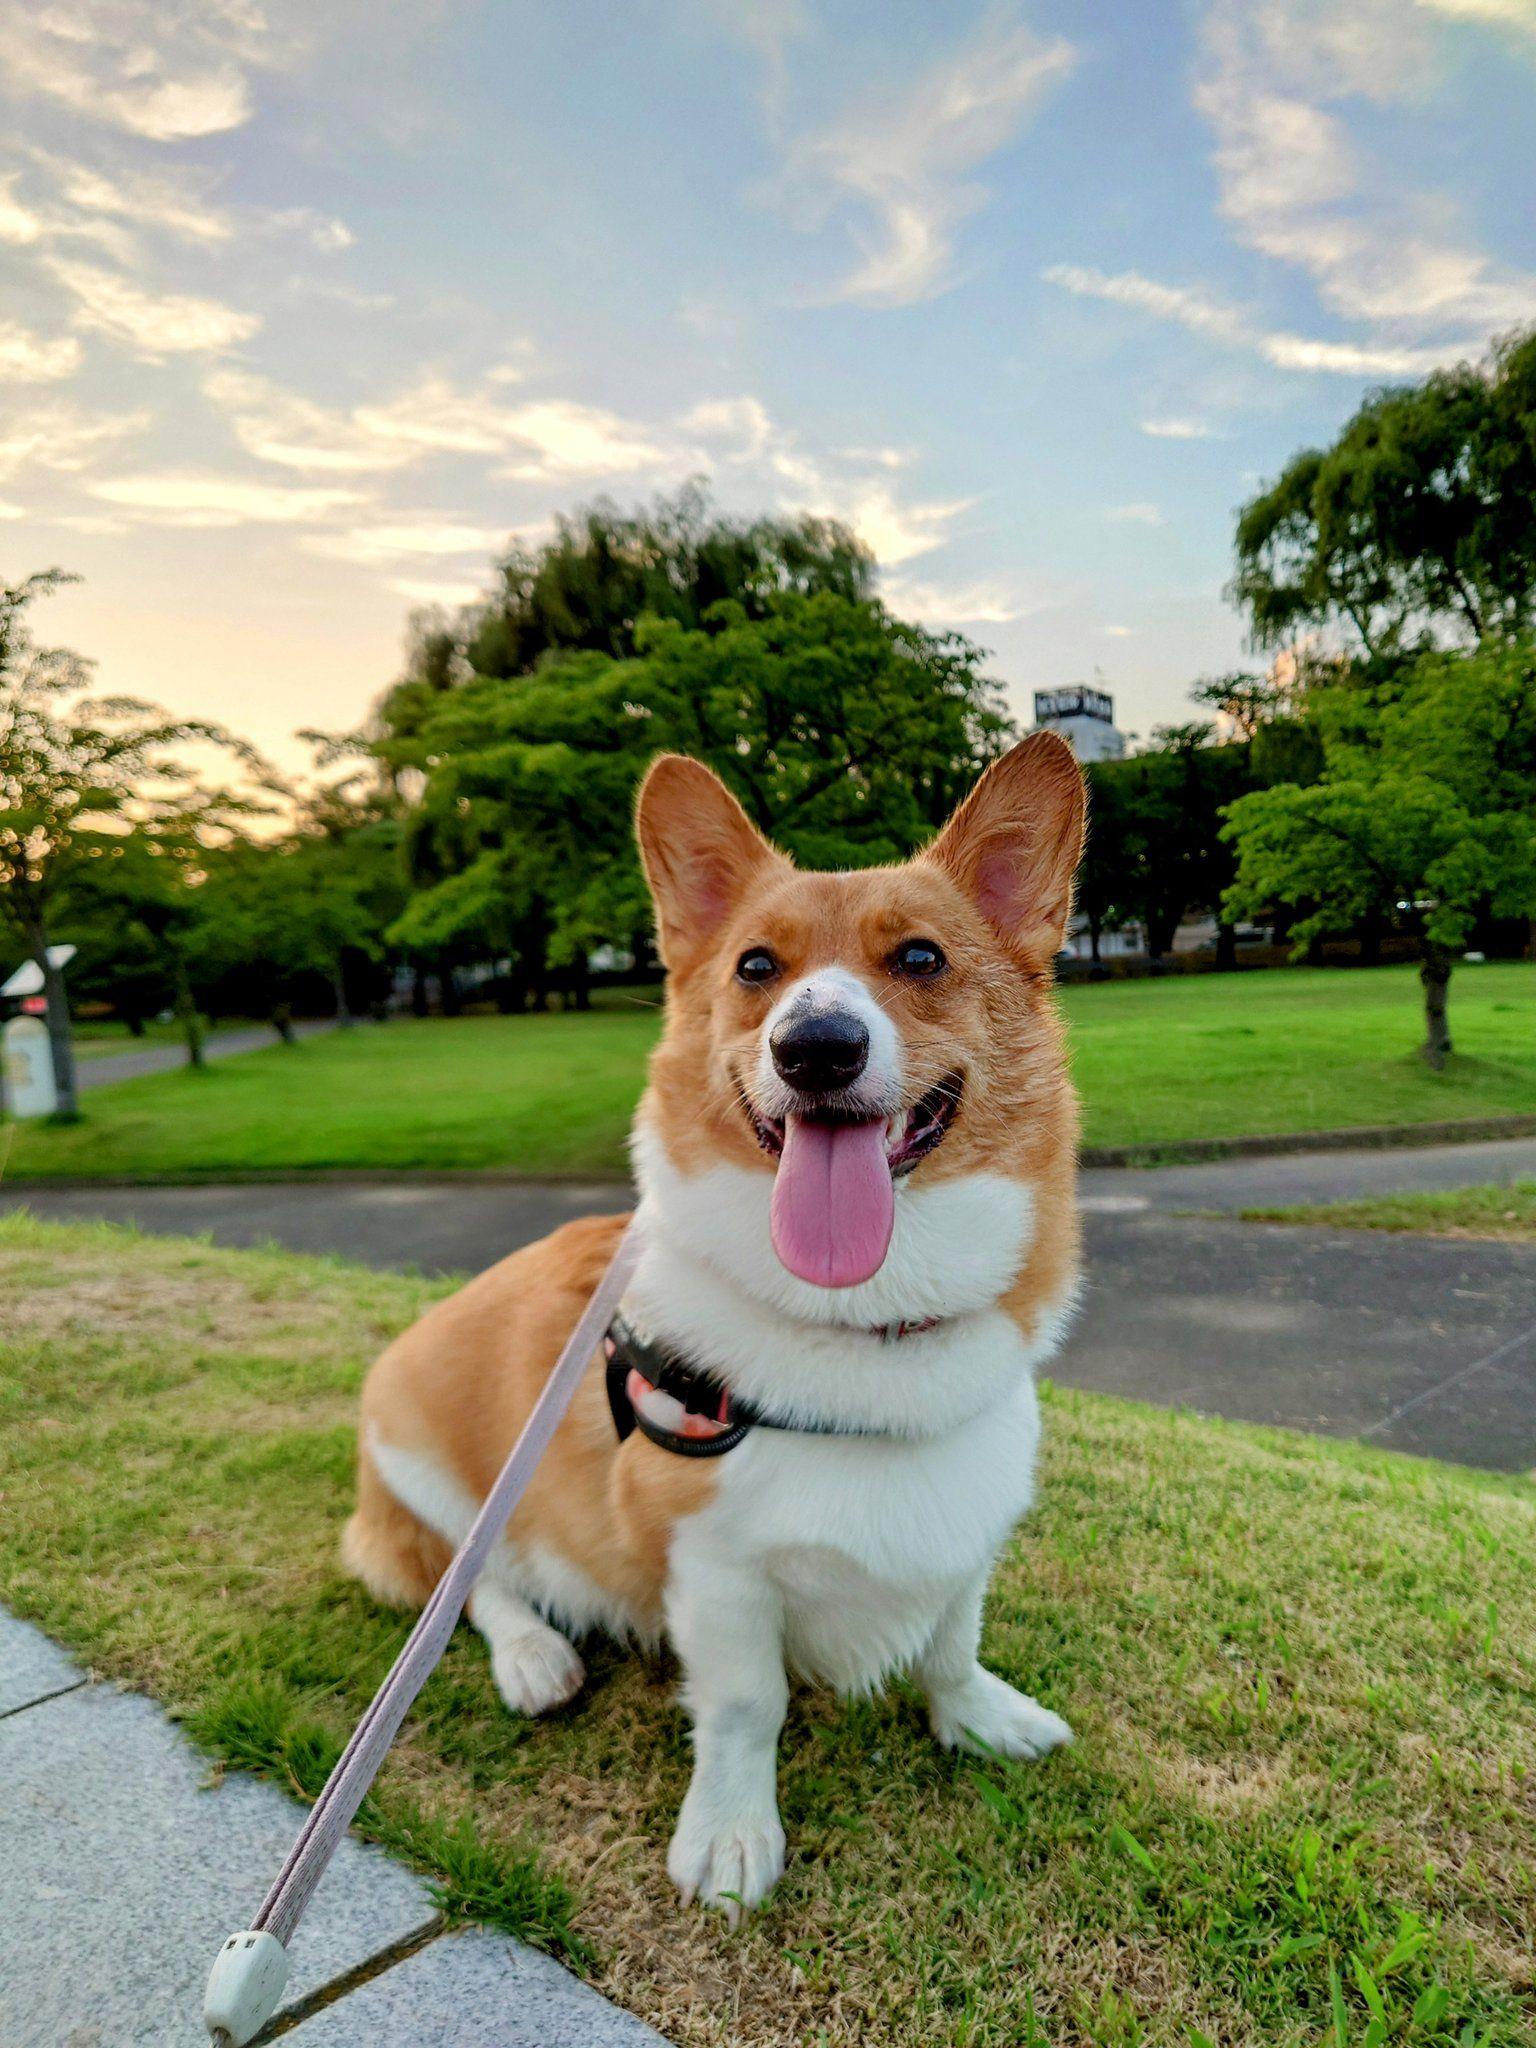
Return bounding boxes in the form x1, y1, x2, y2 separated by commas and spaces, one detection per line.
2, 1213, 1534, 2047
1243, 1182, 1536, 1244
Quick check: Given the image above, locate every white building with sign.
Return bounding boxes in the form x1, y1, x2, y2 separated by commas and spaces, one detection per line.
1032, 686, 1126, 763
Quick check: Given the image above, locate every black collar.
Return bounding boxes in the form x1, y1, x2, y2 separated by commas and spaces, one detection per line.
604, 1312, 931, 1459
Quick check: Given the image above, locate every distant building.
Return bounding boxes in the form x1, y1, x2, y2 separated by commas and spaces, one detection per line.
1032, 685, 1126, 764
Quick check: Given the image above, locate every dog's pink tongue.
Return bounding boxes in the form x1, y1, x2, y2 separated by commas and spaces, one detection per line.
770, 1115, 894, 1288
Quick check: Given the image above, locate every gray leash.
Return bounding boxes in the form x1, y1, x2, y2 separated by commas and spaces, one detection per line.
203, 1221, 641, 2046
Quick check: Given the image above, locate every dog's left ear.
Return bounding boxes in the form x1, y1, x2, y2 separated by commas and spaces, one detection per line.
923, 733, 1087, 962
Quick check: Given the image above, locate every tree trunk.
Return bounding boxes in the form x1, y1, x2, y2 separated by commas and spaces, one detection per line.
1419, 943, 1454, 1070
332, 962, 354, 1028
171, 956, 205, 1069
410, 967, 429, 1018
124, 1009, 147, 1038
272, 1001, 296, 1046
31, 927, 78, 1119
570, 953, 591, 1012
1215, 921, 1238, 972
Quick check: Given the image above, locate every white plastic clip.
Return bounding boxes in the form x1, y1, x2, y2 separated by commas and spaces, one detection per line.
203, 1928, 289, 2046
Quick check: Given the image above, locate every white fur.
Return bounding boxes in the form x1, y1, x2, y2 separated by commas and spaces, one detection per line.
621, 1109, 1077, 1917
752, 965, 903, 1122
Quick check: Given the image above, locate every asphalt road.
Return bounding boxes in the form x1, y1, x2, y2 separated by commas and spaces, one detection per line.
6, 1141, 1533, 1474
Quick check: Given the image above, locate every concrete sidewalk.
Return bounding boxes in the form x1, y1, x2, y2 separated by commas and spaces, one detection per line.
77, 1018, 336, 1090
0, 1612, 667, 2047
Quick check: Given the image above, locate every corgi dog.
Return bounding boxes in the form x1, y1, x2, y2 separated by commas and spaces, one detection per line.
344, 732, 1087, 1922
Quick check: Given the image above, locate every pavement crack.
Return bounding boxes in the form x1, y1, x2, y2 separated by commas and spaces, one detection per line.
255, 1915, 449, 2041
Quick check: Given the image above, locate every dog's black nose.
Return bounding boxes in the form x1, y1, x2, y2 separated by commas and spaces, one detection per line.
770, 1010, 870, 1095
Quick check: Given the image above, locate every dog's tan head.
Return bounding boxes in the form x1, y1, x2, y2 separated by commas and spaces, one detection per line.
635, 735, 1086, 1292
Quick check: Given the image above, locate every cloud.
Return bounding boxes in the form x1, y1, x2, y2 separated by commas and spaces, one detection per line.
205, 365, 670, 482
0, 399, 147, 481
88, 472, 363, 527
1102, 503, 1165, 525
0, 500, 24, 520
1195, 0, 1536, 338
1044, 262, 1467, 375
309, 518, 509, 566
47, 258, 259, 355
30, 150, 233, 244
776, 9, 1075, 304
0, 0, 268, 139
1141, 417, 1217, 439
881, 574, 1043, 625
388, 576, 489, 608
0, 319, 82, 381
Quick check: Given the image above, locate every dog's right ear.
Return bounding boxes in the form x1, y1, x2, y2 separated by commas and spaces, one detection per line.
635, 755, 787, 970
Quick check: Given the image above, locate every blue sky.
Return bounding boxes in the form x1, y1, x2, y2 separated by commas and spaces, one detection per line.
3, 0, 1535, 771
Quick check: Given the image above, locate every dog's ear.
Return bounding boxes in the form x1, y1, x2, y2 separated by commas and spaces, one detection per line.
923, 733, 1086, 963
635, 755, 787, 970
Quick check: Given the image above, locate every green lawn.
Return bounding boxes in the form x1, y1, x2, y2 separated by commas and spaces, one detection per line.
1245, 1181, 1536, 1242
2, 963, 1534, 1178
2, 1214, 1531, 2048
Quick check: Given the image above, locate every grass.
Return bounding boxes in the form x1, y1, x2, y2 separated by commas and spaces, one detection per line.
1244, 1182, 1536, 1242
1, 962, 1534, 1180
2, 1212, 1533, 2047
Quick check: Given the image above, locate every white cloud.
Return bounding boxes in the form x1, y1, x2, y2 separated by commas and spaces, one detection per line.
1101, 624, 1135, 637
881, 575, 1042, 625
1, 0, 266, 139
776, 9, 1075, 304
0, 500, 24, 519
1103, 503, 1165, 525
47, 258, 259, 355
263, 207, 355, 253
88, 472, 363, 527
309, 519, 508, 566
0, 319, 82, 381
1195, 0, 1536, 337
1141, 417, 1217, 439
1044, 262, 1467, 376
388, 576, 488, 608
205, 366, 669, 481
0, 399, 147, 481
32, 150, 233, 244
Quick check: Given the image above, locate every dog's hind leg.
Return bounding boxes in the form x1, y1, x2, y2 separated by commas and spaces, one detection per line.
341, 1438, 452, 1609
469, 1579, 585, 1716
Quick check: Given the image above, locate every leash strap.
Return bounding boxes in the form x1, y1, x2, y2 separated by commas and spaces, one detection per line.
204, 1220, 641, 2046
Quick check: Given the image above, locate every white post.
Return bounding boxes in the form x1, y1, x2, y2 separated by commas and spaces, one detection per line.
2, 1015, 58, 1118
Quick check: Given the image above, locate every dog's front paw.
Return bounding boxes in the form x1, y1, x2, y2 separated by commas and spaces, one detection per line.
929, 1667, 1073, 1761
667, 1800, 786, 1928
489, 1625, 585, 1717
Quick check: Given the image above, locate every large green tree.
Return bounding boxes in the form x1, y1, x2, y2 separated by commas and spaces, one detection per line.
387, 590, 1012, 992
1232, 329, 1536, 659
1222, 638, 1536, 1065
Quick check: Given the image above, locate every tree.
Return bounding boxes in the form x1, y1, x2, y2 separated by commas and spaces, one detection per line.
387, 590, 1013, 991
465, 482, 874, 679
0, 571, 254, 1113
1231, 329, 1536, 658
1097, 726, 1254, 967
1222, 638, 1536, 1065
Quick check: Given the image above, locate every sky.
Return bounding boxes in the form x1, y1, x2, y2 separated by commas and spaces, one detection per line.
3, 0, 1535, 775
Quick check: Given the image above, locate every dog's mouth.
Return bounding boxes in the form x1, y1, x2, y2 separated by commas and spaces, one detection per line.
743, 1071, 963, 1175
741, 1073, 964, 1290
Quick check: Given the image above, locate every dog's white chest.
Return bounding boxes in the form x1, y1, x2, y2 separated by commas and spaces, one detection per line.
672, 1375, 1041, 1692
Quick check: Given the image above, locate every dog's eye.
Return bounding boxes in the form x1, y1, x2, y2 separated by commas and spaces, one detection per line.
735, 948, 779, 986
891, 939, 946, 978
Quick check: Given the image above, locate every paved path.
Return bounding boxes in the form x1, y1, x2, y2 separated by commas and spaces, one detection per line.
0, 1610, 666, 2047
4, 1137, 1533, 1472
76, 1017, 336, 1089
